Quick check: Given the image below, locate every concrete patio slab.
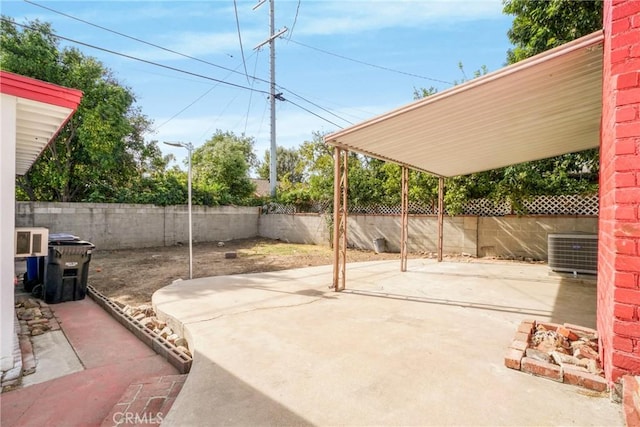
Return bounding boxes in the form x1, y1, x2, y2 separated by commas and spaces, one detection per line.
154, 260, 622, 426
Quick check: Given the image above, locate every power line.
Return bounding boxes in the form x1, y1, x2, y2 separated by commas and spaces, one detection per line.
23, 0, 265, 85
20, 1, 358, 126
3, 18, 271, 96
277, 83, 353, 126
232, 0, 250, 84
288, 38, 453, 85
287, 0, 301, 40
283, 97, 344, 129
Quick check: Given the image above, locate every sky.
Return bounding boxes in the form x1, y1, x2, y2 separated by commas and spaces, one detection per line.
1, 0, 515, 169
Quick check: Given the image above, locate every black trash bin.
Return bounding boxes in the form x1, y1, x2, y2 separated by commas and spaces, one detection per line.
44, 234, 95, 304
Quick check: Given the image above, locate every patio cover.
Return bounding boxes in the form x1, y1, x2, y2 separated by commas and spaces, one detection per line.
325, 31, 603, 177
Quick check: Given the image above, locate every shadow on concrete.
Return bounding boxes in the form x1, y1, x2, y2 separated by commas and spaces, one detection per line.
163, 350, 313, 426
341, 288, 553, 318
548, 274, 598, 329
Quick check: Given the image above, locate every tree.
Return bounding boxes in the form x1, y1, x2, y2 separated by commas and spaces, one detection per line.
2, 18, 162, 202
191, 130, 256, 205
500, 0, 602, 207
257, 146, 305, 184
503, 0, 603, 64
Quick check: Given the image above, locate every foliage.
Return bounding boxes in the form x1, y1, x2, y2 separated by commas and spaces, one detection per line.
2, 18, 164, 202
191, 130, 256, 205
503, 0, 603, 64
257, 146, 305, 184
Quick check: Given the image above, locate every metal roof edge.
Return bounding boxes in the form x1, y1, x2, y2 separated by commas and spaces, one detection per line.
325, 30, 604, 144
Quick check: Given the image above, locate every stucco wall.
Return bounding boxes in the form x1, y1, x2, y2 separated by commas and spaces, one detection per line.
16, 202, 259, 250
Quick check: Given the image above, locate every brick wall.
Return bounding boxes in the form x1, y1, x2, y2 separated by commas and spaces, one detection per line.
598, 0, 640, 383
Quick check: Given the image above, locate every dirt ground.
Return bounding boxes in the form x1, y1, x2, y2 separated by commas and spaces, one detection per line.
88, 237, 421, 307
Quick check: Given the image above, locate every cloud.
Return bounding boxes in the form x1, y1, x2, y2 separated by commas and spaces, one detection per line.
291, 0, 504, 36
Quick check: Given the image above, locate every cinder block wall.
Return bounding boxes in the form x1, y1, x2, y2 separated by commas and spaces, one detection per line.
348, 215, 477, 255
597, 0, 640, 384
258, 213, 331, 245
16, 202, 259, 250
479, 216, 598, 260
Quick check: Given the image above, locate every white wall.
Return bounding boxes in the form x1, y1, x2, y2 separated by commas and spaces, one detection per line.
1, 94, 17, 370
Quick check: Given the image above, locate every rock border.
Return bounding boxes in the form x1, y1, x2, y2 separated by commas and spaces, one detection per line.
87, 285, 192, 374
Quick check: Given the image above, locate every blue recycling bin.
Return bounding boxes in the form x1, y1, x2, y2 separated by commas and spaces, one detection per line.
24, 256, 45, 292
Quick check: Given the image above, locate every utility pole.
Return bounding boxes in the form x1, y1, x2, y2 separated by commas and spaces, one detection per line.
254, 0, 287, 197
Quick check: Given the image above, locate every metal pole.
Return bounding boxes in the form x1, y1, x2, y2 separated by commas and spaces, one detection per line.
187, 144, 193, 279
163, 141, 194, 279
332, 147, 341, 290
437, 176, 444, 262
268, 0, 277, 197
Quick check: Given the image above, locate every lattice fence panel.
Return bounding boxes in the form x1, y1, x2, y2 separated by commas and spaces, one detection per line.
517, 195, 598, 215
262, 195, 598, 216
460, 199, 511, 216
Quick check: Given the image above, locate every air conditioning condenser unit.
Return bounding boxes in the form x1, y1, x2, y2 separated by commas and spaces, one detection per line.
548, 232, 598, 275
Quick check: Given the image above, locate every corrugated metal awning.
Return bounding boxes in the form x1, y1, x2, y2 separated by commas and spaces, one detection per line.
325, 31, 603, 177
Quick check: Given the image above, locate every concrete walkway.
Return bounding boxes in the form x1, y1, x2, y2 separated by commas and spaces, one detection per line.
153, 259, 623, 426
1, 297, 179, 427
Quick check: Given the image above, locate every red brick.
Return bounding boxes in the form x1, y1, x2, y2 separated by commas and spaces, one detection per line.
612, 46, 631, 64
513, 331, 530, 342
117, 384, 142, 404
618, 71, 640, 89
616, 288, 640, 305
633, 14, 640, 29
612, 367, 629, 383
613, 351, 640, 372
633, 43, 640, 58
615, 186, 640, 203
509, 339, 528, 352
563, 366, 608, 392
616, 205, 639, 221
623, 376, 640, 427
616, 255, 640, 272
616, 171, 638, 187
563, 323, 598, 337
615, 155, 640, 172
557, 326, 579, 341
617, 105, 638, 122
143, 397, 166, 416
517, 321, 534, 334
614, 302, 636, 320
617, 238, 638, 255
612, 31, 640, 51
613, 0, 640, 21
615, 138, 638, 156
504, 347, 524, 370
614, 335, 635, 353
615, 320, 640, 338
536, 322, 561, 332
618, 122, 640, 138
618, 87, 640, 106
613, 58, 640, 76
614, 222, 640, 238
521, 357, 563, 381
613, 17, 632, 33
